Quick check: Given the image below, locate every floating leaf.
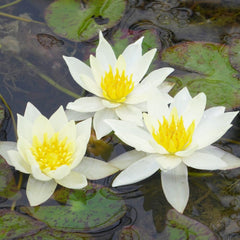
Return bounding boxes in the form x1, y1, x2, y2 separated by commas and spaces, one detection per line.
228, 37, 240, 72
21, 184, 126, 232
165, 209, 217, 240
0, 209, 45, 240
161, 41, 240, 109
45, 0, 126, 42
0, 156, 18, 199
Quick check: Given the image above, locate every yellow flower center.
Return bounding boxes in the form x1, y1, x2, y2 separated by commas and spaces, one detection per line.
101, 65, 134, 103
152, 108, 195, 154
31, 132, 74, 171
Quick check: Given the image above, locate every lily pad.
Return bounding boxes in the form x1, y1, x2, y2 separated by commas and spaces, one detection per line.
45, 0, 126, 42
165, 209, 217, 240
21, 184, 126, 232
228, 37, 240, 72
161, 41, 240, 109
0, 209, 45, 240
0, 156, 18, 199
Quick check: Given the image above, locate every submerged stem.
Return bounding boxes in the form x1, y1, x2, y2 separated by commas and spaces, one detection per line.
16, 57, 82, 99
0, 0, 22, 9
11, 172, 23, 211
0, 94, 17, 140
0, 12, 44, 24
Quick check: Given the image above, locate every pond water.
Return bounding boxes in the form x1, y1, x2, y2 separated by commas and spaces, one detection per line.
0, 0, 240, 239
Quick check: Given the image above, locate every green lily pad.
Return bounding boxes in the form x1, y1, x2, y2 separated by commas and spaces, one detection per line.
21, 184, 126, 232
0, 156, 18, 199
0, 209, 45, 240
228, 37, 240, 72
165, 209, 217, 240
45, 0, 126, 42
161, 41, 240, 109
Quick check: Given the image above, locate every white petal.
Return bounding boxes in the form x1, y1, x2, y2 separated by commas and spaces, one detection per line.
32, 115, 54, 142
74, 157, 119, 180
63, 55, 94, 90
96, 31, 116, 71
65, 109, 94, 121
58, 120, 76, 143
156, 155, 182, 170
122, 37, 143, 72
89, 55, 104, 87
109, 150, 146, 170
193, 111, 238, 149
56, 171, 88, 189
67, 96, 105, 112
196, 145, 240, 170
158, 81, 175, 93
180, 92, 206, 128
93, 109, 118, 139
17, 114, 33, 142
112, 154, 160, 187
106, 119, 155, 153
170, 87, 192, 116
114, 55, 126, 73
23, 102, 42, 123
49, 106, 68, 132
131, 49, 156, 84
26, 176, 57, 206
183, 151, 227, 170
46, 165, 71, 180
141, 67, 174, 87
115, 105, 143, 126
0, 141, 17, 165
161, 163, 189, 213
7, 150, 31, 173
101, 99, 120, 108
71, 118, 92, 168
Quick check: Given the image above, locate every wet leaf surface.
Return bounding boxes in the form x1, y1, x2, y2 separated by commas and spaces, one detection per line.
0, 209, 45, 240
21, 184, 127, 232
45, 0, 126, 42
161, 42, 240, 109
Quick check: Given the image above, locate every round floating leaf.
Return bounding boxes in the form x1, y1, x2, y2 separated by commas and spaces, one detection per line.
165, 209, 217, 240
21, 185, 126, 232
45, 0, 126, 42
0, 209, 45, 240
161, 41, 240, 109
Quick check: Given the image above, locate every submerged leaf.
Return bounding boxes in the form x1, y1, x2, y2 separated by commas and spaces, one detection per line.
161, 41, 240, 109
45, 0, 126, 42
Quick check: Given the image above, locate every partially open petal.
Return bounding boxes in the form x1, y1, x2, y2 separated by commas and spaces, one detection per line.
47, 165, 71, 180
17, 114, 33, 142
109, 150, 146, 170
161, 162, 189, 213
183, 150, 227, 170
93, 108, 118, 139
192, 111, 238, 149
112, 154, 160, 187
106, 119, 155, 153
67, 96, 105, 113
56, 171, 88, 189
115, 104, 143, 126
26, 176, 57, 206
65, 109, 94, 121
131, 49, 156, 84
96, 31, 116, 71
49, 106, 68, 132
75, 157, 119, 180
58, 120, 76, 143
101, 99, 120, 108
24, 102, 42, 123
196, 145, 240, 170
7, 150, 31, 173
0, 141, 17, 165
90, 55, 105, 87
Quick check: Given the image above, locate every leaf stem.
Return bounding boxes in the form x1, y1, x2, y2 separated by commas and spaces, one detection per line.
0, 12, 44, 24
11, 172, 23, 211
0, 0, 22, 9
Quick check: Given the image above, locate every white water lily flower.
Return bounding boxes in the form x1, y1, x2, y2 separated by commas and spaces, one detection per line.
63, 31, 174, 139
0, 102, 118, 206
106, 87, 240, 213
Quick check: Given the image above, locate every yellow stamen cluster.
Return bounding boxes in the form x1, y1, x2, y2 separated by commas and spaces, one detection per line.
101, 66, 134, 103
31, 132, 74, 171
152, 108, 195, 154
